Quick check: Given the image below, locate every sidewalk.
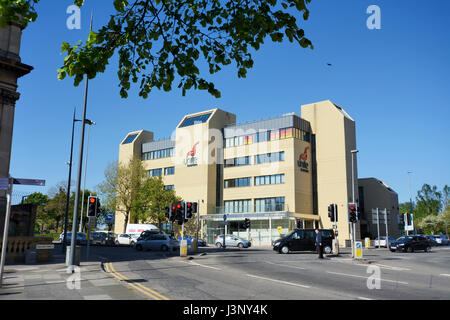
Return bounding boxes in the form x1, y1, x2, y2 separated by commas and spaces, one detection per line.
0, 252, 145, 300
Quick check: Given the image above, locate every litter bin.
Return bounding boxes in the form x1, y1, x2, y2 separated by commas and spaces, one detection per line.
65, 246, 81, 266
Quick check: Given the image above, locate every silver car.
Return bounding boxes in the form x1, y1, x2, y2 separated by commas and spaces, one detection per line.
135, 234, 179, 252
214, 235, 251, 248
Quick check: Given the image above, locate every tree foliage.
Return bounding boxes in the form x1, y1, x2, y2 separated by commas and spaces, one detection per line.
414, 184, 443, 219
2, 0, 313, 99
133, 176, 180, 229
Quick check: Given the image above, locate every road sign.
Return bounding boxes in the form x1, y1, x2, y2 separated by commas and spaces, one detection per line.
223, 214, 227, 221
354, 241, 363, 259
12, 178, 45, 186
36, 244, 54, 250
277, 226, 282, 234
106, 214, 114, 223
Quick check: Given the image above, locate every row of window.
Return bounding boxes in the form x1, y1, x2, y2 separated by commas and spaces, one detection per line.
224, 197, 286, 214
142, 148, 174, 161
147, 167, 175, 177
164, 185, 174, 190
224, 174, 285, 189
225, 152, 285, 168
224, 127, 310, 148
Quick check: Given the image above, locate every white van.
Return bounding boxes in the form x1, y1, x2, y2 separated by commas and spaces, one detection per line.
125, 224, 159, 236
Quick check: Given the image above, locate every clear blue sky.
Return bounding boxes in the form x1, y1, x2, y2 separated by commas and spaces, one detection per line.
10, 0, 450, 204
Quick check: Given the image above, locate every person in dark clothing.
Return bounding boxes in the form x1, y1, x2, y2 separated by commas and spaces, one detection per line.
315, 229, 324, 259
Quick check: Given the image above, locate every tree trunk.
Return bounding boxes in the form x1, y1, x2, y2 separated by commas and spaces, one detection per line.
123, 211, 130, 234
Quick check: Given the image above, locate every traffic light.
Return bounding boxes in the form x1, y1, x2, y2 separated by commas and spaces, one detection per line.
348, 203, 357, 223
175, 201, 185, 225
186, 202, 195, 219
406, 213, 412, 226
87, 196, 98, 217
296, 218, 302, 229
165, 206, 171, 220
243, 218, 250, 229
170, 204, 177, 222
328, 204, 338, 222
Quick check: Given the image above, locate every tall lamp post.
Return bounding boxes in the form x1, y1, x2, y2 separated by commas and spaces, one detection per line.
62, 112, 95, 254
79, 119, 96, 233
408, 171, 413, 235
351, 149, 359, 258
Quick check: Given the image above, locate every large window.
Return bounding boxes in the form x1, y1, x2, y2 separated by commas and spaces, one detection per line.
224, 177, 251, 188
254, 197, 285, 212
164, 185, 174, 191
142, 148, 174, 160
147, 168, 162, 177
254, 152, 285, 165
224, 156, 251, 168
254, 174, 285, 186
164, 167, 175, 175
179, 112, 212, 127
224, 200, 252, 213
224, 127, 311, 148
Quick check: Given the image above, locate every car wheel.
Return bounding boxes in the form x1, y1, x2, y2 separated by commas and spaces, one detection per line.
324, 246, 332, 254
161, 245, 169, 252
216, 242, 222, 248
130, 241, 135, 246
281, 246, 289, 254
407, 246, 414, 253
115, 240, 119, 246
238, 243, 244, 249
135, 244, 143, 251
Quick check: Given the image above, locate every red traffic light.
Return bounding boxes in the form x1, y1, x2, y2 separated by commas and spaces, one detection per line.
89, 197, 96, 204
177, 204, 181, 209
172, 206, 176, 210
349, 205, 355, 211
187, 203, 192, 207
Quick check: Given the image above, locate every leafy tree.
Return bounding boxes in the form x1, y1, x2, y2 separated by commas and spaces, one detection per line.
133, 176, 180, 230
1, 0, 314, 99
23, 192, 48, 206
97, 158, 146, 233
414, 184, 442, 220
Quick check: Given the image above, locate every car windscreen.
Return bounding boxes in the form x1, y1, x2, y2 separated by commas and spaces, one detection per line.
320, 230, 334, 239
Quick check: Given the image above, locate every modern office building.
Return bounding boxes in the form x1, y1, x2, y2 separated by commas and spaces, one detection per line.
358, 178, 401, 240
115, 100, 398, 247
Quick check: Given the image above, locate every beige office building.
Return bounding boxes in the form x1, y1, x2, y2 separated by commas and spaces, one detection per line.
116, 100, 398, 247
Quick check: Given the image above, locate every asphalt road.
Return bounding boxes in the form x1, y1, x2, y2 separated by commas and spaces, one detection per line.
86, 244, 450, 300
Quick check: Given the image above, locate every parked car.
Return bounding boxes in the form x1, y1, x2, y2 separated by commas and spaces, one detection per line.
115, 233, 139, 246
432, 235, 444, 246
389, 235, 431, 253
440, 235, 449, 246
135, 234, 179, 252
177, 235, 207, 247
137, 230, 162, 241
59, 232, 87, 245
374, 236, 396, 248
272, 229, 334, 254
90, 232, 107, 245
214, 235, 251, 248
424, 235, 438, 246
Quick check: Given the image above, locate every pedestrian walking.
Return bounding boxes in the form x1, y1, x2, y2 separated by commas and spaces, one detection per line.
315, 228, 324, 259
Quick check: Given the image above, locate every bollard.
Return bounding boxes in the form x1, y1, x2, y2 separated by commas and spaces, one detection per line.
354, 241, 363, 259
180, 240, 188, 257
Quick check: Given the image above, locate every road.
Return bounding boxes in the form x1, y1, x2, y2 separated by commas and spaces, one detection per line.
86, 244, 450, 300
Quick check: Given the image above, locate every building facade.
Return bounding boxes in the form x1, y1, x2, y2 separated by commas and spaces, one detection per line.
358, 178, 401, 240
116, 100, 396, 247
0, 22, 33, 215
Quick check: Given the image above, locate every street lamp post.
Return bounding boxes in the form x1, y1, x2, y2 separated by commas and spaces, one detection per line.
62, 109, 81, 253
407, 171, 413, 235
79, 119, 96, 233
351, 149, 359, 258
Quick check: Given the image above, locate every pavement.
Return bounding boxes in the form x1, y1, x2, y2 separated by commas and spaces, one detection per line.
0, 248, 145, 300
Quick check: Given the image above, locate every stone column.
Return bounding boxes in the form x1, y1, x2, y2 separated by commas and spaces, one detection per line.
0, 21, 33, 214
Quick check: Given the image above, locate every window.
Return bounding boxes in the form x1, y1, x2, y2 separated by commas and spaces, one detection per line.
224, 200, 251, 213
254, 174, 285, 186
164, 167, 175, 175
254, 197, 285, 212
164, 185, 174, 191
142, 148, 174, 161
179, 112, 212, 127
224, 177, 251, 188
224, 156, 251, 168
254, 152, 284, 164
122, 134, 138, 145
148, 168, 162, 177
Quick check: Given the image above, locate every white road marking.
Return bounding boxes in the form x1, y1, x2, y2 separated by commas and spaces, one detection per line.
357, 296, 373, 300
265, 261, 306, 270
326, 271, 408, 285
246, 274, 311, 288
440, 274, 450, 277
373, 264, 411, 271
182, 261, 222, 271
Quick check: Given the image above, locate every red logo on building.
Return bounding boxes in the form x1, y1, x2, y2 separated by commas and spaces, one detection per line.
185, 142, 199, 167
298, 147, 310, 173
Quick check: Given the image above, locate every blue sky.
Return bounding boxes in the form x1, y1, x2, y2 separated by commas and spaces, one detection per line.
10, 0, 450, 204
